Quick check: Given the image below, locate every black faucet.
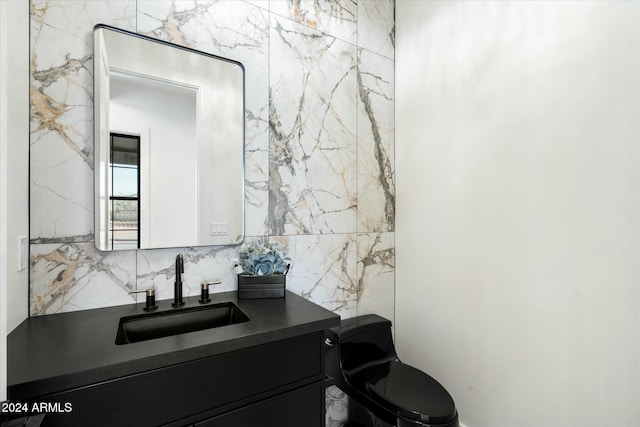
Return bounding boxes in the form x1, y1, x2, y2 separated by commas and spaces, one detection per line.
172, 254, 185, 307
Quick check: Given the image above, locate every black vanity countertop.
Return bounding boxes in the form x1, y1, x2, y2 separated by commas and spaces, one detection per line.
8, 291, 340, 400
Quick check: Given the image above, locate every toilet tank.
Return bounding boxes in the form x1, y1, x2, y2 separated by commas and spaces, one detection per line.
326, 314, 397, 372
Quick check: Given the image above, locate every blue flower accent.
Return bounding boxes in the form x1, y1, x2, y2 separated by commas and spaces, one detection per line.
236, 239, 291, 276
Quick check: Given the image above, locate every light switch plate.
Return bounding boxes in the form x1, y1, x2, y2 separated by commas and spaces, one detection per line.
210, 222, 228, 236
18, 235, 27, 272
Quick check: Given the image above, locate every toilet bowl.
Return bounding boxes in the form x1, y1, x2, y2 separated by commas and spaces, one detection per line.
325, 314, 459, 427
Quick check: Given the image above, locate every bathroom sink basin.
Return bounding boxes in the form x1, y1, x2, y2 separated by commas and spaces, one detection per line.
115, 302, 249, 345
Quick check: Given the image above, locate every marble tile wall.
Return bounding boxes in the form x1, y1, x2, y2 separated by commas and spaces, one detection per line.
29, 1, 393, 424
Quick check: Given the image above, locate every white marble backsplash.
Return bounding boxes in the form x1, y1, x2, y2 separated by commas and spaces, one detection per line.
30, 242, 136, 316
29, 1, 394, 423
358, 0, 395, 59
357, 232, 395, 320
271, 0, 357, 44
269, 15, 358, 235
357, 48, 395, 232
30, 0, 136, 242
274, 234, 358, 318
136, 245, 240, 302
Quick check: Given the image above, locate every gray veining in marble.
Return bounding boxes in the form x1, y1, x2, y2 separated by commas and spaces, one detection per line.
272, 234, 357, 318
136, 245, 239, 302
30, 0, 136, 242
357, 232, 395, 320
357, 48, 395, 232
30, 242, 136, 316
358, 0, 395, 59
269, 16, 357, 235
270, 0, 357, 44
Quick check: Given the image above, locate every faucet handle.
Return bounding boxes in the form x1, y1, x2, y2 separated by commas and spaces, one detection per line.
129, 287, 155, 296
199, 280, 221, 304
129, 287, 158, 311
202, 280, 222, 289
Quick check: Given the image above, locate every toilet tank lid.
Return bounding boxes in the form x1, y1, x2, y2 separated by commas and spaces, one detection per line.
327, 314, 392, 341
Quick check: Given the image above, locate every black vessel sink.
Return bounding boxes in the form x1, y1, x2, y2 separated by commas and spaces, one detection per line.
115, 302, 249, 345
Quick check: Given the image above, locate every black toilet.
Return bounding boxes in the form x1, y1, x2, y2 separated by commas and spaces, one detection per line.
325, 314, 459, 427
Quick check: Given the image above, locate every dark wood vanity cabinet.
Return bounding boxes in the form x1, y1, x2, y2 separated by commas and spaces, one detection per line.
23, 332, 327, 427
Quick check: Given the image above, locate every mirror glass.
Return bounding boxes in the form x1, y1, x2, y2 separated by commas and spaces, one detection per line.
94, 25, 245, 251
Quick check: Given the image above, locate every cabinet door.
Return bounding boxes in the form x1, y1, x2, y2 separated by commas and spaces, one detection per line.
195, 382, 324, 427
31, 333, 323, 427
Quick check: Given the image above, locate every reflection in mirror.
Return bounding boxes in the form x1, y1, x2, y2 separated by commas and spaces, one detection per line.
94, 25, 245, 251
109, 133, 140, 250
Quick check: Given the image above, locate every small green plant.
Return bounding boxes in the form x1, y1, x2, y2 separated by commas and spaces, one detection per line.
234, 240, 291, 276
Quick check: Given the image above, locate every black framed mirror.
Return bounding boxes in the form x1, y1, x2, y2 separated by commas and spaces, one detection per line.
94, 25, 245, 251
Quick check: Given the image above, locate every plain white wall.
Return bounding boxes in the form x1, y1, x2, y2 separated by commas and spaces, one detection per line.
0, 0, 29, 401
110, 78, 198, 248
396, 1, 639, 426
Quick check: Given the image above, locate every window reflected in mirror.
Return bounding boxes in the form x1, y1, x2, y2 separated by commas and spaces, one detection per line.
109, 133, 140, 250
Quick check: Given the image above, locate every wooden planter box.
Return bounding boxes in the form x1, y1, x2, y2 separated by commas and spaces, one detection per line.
237, 274, 286, 299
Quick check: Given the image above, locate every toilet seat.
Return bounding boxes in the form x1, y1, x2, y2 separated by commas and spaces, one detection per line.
358, 360, 457, 425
